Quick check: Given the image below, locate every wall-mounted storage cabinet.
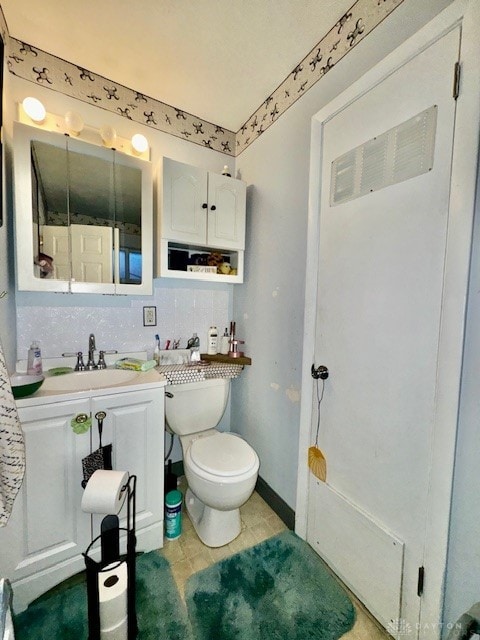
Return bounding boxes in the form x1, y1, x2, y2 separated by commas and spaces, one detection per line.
157, 157, 246, 283
13, 122, 153, 295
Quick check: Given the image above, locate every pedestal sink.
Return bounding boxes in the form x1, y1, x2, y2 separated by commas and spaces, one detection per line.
42, 368, 139, 392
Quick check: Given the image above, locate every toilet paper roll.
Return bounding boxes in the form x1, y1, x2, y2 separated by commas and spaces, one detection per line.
81, 470, 129, 515
98, 561, 128, 631
100, 615, 128, 640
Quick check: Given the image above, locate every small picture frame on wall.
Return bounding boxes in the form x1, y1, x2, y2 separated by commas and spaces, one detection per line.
143, 306, 157, 327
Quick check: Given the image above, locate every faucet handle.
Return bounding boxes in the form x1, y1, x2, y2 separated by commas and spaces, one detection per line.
97, 350, 118, 369
75, 352, 85, 371
97, 351, 107, 369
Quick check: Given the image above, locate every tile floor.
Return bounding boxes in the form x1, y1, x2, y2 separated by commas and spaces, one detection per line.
159, 478, 391, 639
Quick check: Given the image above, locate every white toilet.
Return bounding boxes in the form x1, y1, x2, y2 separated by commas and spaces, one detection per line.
165, 377, 259, 547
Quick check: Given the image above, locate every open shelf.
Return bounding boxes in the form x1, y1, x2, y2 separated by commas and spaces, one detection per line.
157, 239, 244, 283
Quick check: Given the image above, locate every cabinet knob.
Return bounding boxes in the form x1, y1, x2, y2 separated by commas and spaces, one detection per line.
210, 205, 217, 211
202, 203, 208, 209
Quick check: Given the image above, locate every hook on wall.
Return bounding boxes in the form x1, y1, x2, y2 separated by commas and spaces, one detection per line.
311, 364, 329, 380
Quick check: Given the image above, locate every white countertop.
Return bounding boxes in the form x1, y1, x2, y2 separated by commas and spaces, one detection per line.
14, 364, 166, 409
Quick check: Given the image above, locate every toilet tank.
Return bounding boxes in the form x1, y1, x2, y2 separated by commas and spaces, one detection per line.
165, 377, 230, 435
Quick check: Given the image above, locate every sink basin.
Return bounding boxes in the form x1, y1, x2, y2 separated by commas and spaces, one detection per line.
42, 368, 139, 392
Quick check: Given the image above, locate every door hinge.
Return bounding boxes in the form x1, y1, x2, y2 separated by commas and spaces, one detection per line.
417, 566, 425, 597
453, 62, 461, 100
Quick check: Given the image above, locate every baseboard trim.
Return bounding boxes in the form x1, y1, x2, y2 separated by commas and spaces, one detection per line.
255, 476, 295, 531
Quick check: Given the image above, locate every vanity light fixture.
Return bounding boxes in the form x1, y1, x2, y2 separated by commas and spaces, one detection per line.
131, 133, 149, 154
100, 124, 117, 147
64, 110, 84, 135
22, 97, 46, 124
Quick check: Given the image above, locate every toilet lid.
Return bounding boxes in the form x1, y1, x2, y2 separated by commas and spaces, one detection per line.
189, 433, 257, 477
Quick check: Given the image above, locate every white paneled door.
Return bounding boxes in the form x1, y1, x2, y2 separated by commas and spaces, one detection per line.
307, 26, 460, 637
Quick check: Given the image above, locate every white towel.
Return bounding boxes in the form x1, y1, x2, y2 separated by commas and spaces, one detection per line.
0, 338, 25, 527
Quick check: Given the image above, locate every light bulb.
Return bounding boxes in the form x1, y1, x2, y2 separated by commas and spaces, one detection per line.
22, 97, 46, 123
100, 124, 117, 147
64, 110, 84, 135
131, 133, 148, 154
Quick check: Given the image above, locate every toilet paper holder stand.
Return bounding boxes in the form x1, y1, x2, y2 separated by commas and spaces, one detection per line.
83, 474, 137, 640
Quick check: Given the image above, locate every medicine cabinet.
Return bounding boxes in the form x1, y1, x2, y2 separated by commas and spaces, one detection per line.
13, 122, 153, 295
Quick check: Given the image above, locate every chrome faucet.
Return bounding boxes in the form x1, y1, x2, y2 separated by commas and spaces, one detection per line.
63, 335, 117, 370
86, 333, 97, 370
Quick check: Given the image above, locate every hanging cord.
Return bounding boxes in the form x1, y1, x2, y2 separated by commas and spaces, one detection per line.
314, 378, 325, 447
164, 431, 175, 461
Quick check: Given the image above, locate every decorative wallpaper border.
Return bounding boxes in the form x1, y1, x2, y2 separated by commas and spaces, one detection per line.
3, 0, 404, 158
236, 0, 405, 154
6, 36, 236, 157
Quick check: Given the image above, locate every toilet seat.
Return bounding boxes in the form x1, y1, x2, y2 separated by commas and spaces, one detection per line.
187, 432, 258, 478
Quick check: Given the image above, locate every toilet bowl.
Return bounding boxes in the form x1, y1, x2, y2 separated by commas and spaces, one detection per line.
165, 378, 260, 547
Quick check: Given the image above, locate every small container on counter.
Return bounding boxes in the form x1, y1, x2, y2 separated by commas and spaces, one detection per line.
27, 341, 42, 375
207, 326, 218, 355
220, 328, 230, 355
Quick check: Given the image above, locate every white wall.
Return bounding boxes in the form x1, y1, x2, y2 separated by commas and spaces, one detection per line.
233, 0, 454, 509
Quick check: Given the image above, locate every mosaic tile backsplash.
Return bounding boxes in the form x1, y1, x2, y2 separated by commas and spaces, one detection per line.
16, 284, 231, 363
4, 0, 404, 156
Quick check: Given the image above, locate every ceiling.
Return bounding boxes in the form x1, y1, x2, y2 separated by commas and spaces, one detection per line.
1, 0, 353, 132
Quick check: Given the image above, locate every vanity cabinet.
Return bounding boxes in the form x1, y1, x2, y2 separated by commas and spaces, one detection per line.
0, 385, 164, 613
90, 390, 164, 546
157, 156, 246, 282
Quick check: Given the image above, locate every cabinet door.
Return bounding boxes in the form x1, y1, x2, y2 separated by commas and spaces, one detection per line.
0, 398, 91, 610
161, 157, 208, 245
91, 388, 164, 552
207, 172, 246, 250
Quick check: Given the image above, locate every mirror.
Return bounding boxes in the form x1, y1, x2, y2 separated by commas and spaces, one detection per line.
14, 122, 153, 295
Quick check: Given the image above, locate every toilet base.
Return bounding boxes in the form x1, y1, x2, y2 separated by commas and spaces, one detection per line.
185, 488, 241, 547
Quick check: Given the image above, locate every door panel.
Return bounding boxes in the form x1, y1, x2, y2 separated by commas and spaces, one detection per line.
308, 27, 459, 632
70, 224, 114, 283
162, 157, 207, 244
41, 225, 70, 281
207, 173, 246, 250
91, 389, 164, 552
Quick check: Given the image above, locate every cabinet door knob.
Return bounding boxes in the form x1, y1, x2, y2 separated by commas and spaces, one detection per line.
202, 203, 208, 209
210, 205, 216, 211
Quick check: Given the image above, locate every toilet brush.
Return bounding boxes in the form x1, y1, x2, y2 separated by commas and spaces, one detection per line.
308, 378, 327, 482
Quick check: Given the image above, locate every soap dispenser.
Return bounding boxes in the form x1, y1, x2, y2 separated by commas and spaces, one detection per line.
27, 341, 42, 375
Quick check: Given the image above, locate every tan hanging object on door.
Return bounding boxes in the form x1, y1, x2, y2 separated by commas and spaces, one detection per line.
308, 368, 328, 482
308, 445, 327, 482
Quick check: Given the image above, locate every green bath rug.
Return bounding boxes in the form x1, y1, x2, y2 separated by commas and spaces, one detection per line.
185, 530, 355, 640
14, 551, 193, 640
